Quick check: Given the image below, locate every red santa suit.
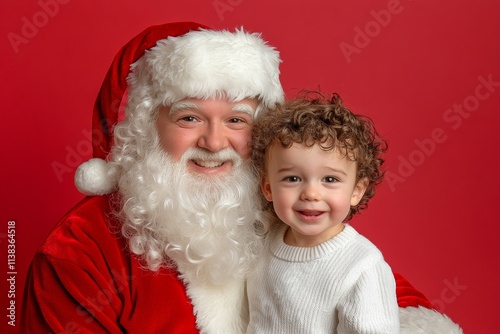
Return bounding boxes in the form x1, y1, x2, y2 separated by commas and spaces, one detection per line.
19, 22, 462, 333
21, 195, 199, 333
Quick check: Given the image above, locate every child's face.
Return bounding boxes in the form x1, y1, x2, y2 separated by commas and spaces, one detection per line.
261, 142, 367, 247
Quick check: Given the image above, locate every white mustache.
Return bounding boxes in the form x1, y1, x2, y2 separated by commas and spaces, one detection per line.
180, 147, 243, 168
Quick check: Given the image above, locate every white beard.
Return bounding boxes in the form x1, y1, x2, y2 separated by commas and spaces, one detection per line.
118, 145, 262, 286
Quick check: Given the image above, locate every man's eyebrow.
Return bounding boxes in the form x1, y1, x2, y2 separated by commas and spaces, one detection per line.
169, 101, 199, 114
232, 103, 256, 116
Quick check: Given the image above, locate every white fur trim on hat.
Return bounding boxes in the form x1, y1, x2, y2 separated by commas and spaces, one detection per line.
74, 158, 118, 196
127, 28, 284, 114
400, 306, 463, 334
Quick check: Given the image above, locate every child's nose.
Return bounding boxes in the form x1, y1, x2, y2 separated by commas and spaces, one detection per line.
300, 183, 321, 201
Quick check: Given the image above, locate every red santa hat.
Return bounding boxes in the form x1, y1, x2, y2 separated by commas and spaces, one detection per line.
74, 22, 284, 196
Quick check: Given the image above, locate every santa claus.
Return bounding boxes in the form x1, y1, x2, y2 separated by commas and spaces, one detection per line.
20, 22, 462, 333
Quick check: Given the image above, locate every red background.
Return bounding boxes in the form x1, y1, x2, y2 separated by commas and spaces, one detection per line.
1, 0, 499, 333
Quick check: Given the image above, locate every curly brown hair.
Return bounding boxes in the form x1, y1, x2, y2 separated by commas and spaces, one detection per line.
252, 91, 387, 221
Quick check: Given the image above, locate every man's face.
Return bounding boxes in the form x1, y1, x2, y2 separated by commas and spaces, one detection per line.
156, 97, 258, 175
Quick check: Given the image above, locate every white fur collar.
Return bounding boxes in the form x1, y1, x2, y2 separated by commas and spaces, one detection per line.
185, 278, 248, 334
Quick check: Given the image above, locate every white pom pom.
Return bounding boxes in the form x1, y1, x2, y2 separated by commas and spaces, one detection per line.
74, 158, 117, 196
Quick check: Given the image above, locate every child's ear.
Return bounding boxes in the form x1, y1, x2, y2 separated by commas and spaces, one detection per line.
351, 177, 368, 206
261, 177, 273, 202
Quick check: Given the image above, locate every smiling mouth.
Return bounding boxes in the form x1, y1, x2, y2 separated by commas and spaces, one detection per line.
299, 210, 324, 217
192, 159, 226, 168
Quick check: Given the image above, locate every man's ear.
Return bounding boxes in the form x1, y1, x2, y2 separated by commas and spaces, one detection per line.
351, 177, 368, 206
261, 177, 273, 202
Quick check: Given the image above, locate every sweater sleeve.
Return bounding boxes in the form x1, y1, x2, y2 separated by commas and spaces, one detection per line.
19, 252, 126, 334
337, 259, 400, 334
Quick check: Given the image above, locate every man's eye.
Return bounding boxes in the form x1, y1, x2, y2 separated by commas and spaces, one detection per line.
179, 116, 197, 122
323, 176, 338, 183
228, 117, 245, 123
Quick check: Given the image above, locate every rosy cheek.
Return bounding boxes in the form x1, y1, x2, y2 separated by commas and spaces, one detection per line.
273, 191, 291, 213
233, 137, 252, 159
239, 146, 252, 160
158, 132, 189, 160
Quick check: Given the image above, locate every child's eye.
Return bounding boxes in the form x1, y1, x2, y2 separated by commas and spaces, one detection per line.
323, 176, 338, 183
283, 176, 301, 182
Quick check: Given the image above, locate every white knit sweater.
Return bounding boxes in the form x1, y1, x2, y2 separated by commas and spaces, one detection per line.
246, 224, 400, 334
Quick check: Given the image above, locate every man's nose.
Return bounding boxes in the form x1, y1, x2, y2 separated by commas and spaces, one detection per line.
300, 183, 321, 201
197, 123, 229, 152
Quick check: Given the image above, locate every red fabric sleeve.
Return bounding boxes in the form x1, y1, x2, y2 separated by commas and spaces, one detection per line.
20, 253, 125, 333
19, 195, 199, 333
